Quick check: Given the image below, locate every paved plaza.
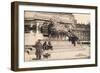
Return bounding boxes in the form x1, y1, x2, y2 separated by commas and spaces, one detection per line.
25, 41, 90, 61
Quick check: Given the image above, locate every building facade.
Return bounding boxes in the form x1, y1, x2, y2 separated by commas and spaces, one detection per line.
24, 12, 90, 45
73, 24, 90, 41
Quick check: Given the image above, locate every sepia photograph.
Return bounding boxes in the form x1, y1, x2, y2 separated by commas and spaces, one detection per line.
24, 11, 90, 61
11, 2, 97, 71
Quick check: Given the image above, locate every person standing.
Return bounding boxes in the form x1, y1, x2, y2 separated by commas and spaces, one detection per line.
71, 35, 78, 46
43, 41, 48, 50
34, 40, 43, 60
71, 36, 76, 46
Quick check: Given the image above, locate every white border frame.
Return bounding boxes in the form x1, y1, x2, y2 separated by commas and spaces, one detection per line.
18, 5, 96, 68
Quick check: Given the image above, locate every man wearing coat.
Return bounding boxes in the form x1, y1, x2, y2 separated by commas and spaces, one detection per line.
35, 39, 43, 60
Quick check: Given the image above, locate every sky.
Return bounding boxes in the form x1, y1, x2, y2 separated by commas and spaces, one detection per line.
73, 14, 90, 24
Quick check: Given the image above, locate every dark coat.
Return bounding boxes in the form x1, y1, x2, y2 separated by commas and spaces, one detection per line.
35, 42, 43, 56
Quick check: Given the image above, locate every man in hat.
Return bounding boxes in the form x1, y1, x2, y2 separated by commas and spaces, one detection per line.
34, 39, 43, 60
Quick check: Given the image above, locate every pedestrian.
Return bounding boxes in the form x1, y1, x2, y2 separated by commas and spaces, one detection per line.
42, 40, 53, 59
71, 36, 76, 46
34, 39, 43, 60
71, 35, 78, 46
43, 41, 48, 50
